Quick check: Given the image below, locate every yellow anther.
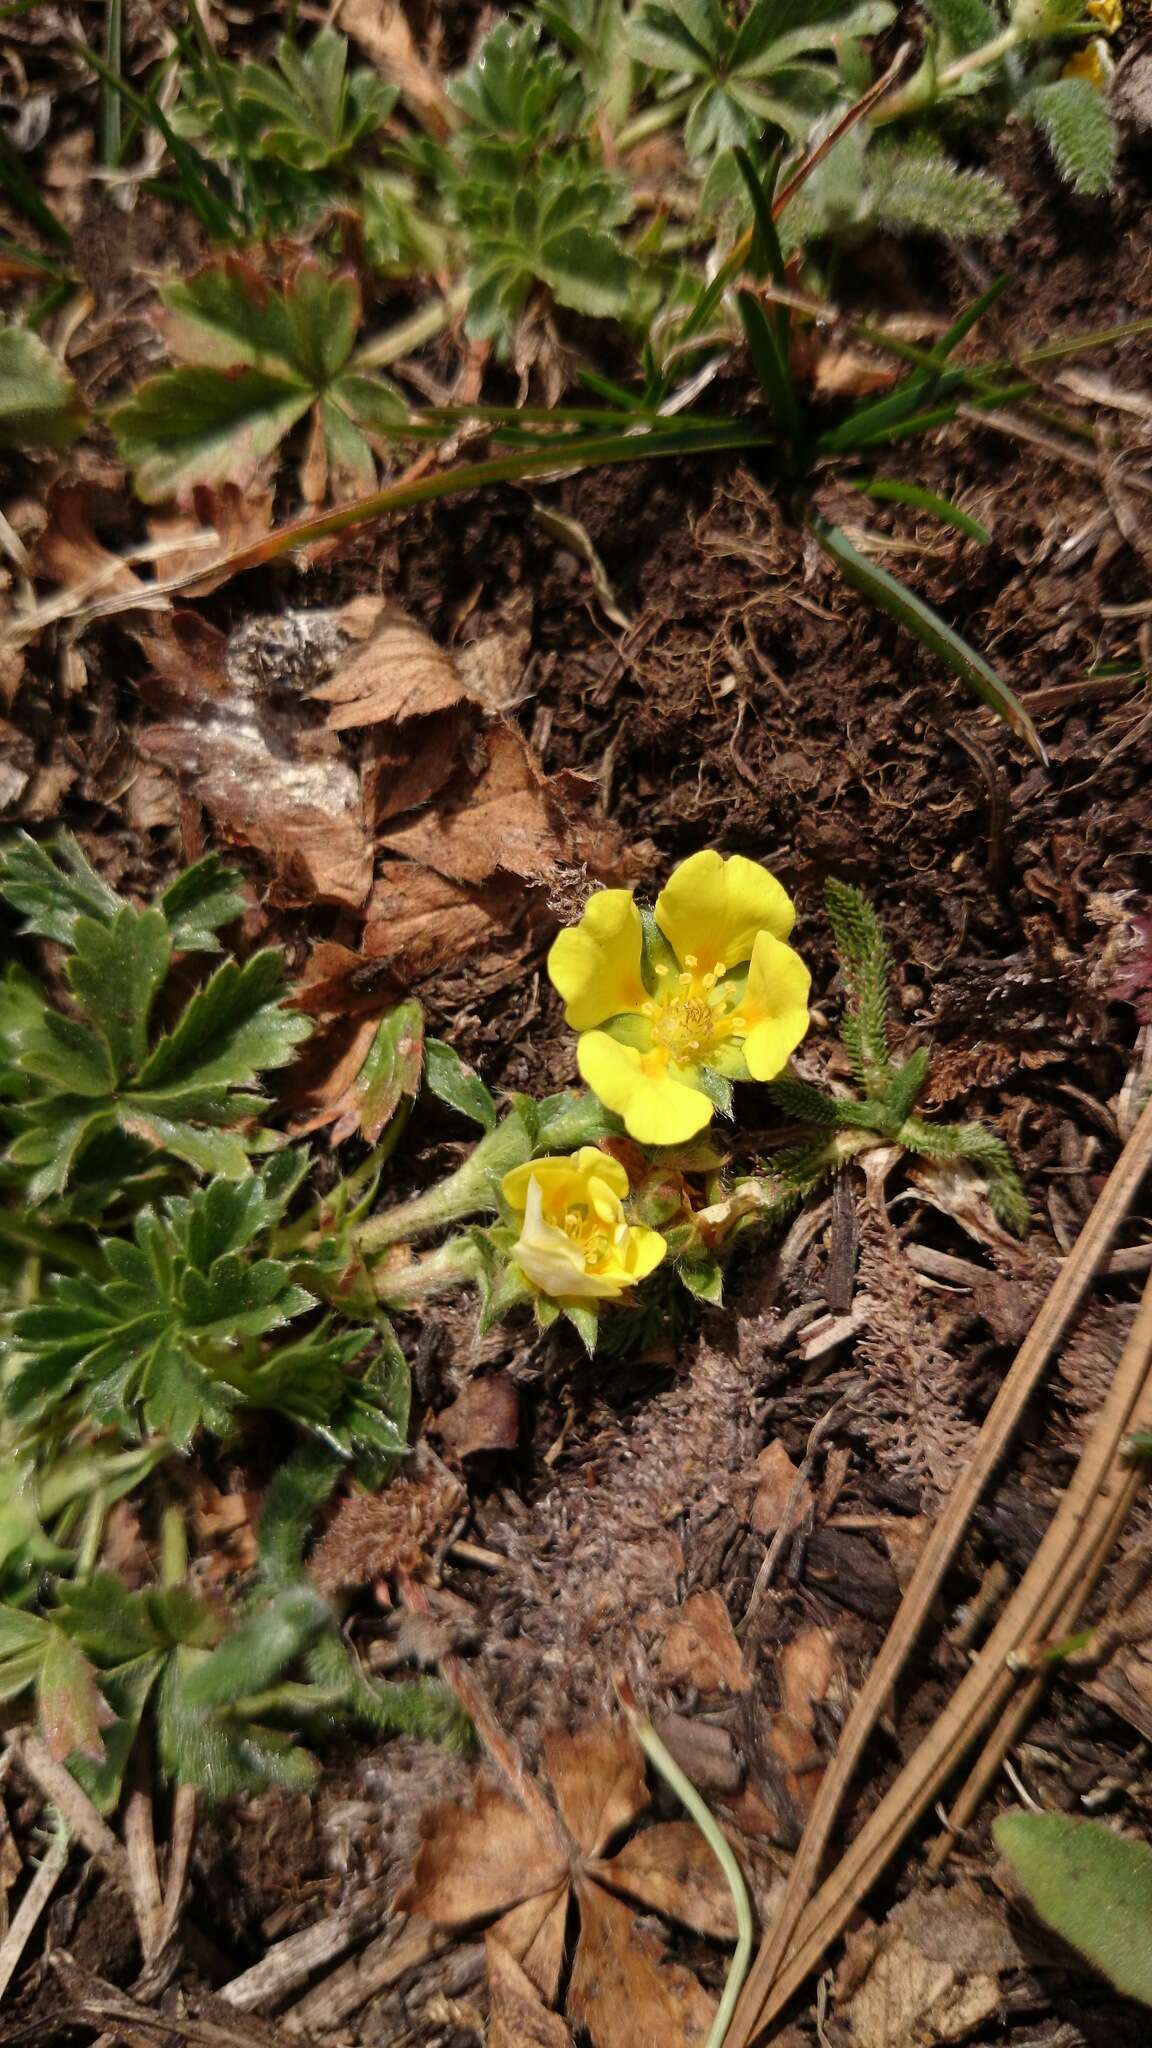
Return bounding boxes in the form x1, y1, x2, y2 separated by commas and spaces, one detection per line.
654, 962, 669, 978
683, 953, 698, 969
679, 971, 692, 987
642, 1000, 655, 1016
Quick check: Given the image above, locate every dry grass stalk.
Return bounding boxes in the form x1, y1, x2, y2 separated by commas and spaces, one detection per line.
725, 1087, 1152, 2046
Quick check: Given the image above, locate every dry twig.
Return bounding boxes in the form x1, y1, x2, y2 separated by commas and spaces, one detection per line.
725, 1088, 1152, 2045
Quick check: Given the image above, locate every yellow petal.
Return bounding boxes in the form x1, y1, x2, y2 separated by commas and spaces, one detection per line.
624, 1223, 667, 1281
654, 851, 795, 974
547, 891, 646, 1031
740, 931, 812, 1081
502, 1148, 628, 1220
572, 1147, 629, 1200
511, 1176, 621, 1300
577, 1031, 713, 1146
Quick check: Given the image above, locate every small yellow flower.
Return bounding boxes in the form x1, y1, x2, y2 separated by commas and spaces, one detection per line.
501, 1149, 667, 1302
1061, 37, 1113, 86
547, 850, 811, 1147
1086, 0, 1121, 33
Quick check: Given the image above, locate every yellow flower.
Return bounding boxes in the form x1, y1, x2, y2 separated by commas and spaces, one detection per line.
501, 1148, 667, 1302
1062, 36, 1113, 87
547, 850, 811, 1147
1086, 0, 1121, 32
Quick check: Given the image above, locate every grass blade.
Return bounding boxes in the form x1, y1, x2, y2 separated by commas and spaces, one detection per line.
853, 478, 990, 543
737, 290, 803, 446
933, 274, 1011, 359
807, 512, 1046, 761
0, 130, 71, 247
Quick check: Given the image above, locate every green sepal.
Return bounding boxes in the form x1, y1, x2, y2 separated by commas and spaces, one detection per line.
677, 1255, 724, 1305
563, 1300, 600, 1355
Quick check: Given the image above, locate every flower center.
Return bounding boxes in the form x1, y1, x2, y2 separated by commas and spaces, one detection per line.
561, 1206, 615, 1271
641, 954, 746, 1068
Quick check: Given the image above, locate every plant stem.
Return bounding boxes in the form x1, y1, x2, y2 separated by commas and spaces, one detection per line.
373, 1235, 483, 1308
354, 284, 470, 370
355, 1117, 532, 1254
616, 85, 696, 154
871, 24, 1023, 124
74, 1489, 107, 1582
160, 1502, 188, 1588
616, 1681, 753, 2048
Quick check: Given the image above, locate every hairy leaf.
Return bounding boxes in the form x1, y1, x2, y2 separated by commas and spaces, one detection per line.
1027, 77, 1116, 197
0, 325, 85, 451
995, 1812, 1152, 2008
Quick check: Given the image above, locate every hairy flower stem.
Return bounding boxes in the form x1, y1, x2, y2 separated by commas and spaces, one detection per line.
871, 23, 1024, 124
355, 1117, 532, 1254
372, 1235, 483, 1309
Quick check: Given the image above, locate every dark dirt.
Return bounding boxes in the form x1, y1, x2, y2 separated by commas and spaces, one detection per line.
5, 24, 1152, 2047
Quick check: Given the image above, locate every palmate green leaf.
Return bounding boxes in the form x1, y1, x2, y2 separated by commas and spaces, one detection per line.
995, 1812, 1152, 2008
452, 17, 588, 142
0, 1607, 108, 1761
630, 0, 894, 158
111, 367, 312, 505
9, 1165, 323, 1448
0, 325, 85, 451
0, 831, 124, 944
2, 876, 309, 1198
109, 259, 405, 504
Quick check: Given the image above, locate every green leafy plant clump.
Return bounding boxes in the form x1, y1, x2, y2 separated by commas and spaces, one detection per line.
0, 830, 1028, 1823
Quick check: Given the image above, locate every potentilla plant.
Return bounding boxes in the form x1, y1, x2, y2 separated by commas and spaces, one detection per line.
0, 830, 1028, 1813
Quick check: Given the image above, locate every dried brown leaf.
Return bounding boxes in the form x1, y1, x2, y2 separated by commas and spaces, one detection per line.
592, 1821, 738, 1940
362, 861, 522, 982
777, 1626, 837, 1729
362, 705, 476, 828
543, 1723, 648, 1860
337, 0, 456, 137
434, 1376, 521, 1459
836, 1886, 1025, 2048
379, 723, 570, 886
491, 1887, 570, 2005
568, 1880, 715, 2048
36, 485, 144, 598
486, 1934, 572, 2048
658, 1591, 750, 1696
749, 1440, 813, 1538
400, 1782, 568, 1927
312, 610, 467, 729
140, 721, 371, 908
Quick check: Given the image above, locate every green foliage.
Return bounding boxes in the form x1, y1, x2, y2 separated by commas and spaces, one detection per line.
10, 1159, 320, 1449
425, 1039, 498, 1132
770, 129, 1018, 247
1026, 76, 1117, 196
628, 0, 896, 160
0, 325, 86, 451
995, 1811, 1152, 2009
109, 257, 406, 503
0, 835, 308, 1203
823, 879, 891, 1088
176, 26, 396, 179
444, 18, 636, 345
764, 882, 1029, 1232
